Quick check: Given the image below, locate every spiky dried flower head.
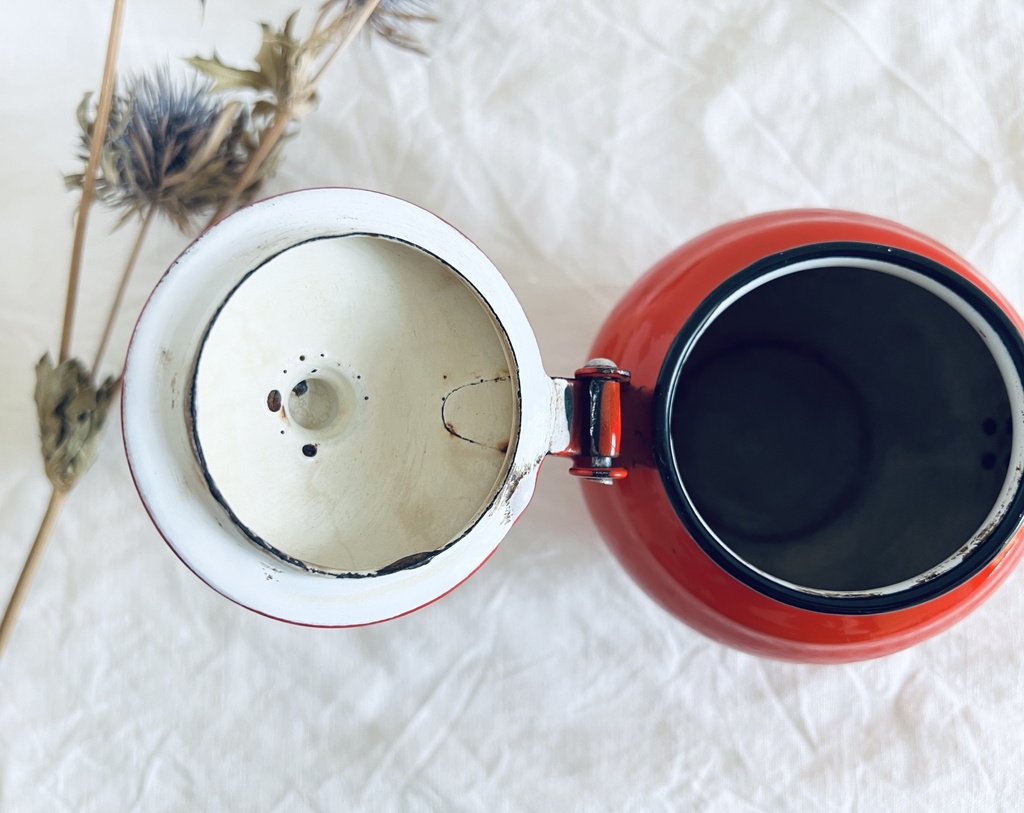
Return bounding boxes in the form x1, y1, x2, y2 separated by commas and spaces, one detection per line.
338, 0, 436, 53
66, 71, 261, 230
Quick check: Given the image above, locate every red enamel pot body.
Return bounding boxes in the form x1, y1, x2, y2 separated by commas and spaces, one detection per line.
123, 191, 1024, 661
584, 209, 1024, 663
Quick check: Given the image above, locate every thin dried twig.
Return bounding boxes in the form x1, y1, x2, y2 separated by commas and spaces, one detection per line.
92, 207, 155, 375
2, 0, 127, 668
60, 0, 128, 364
0, 491, 67, 660
310, 0, 381, 85
204, 112, 288, 228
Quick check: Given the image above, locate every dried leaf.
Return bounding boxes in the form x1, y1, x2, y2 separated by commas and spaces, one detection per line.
34, 355, 117, 492
186, 54, 269, 93
190, 13, 317, 121
283, 8, 301, 40
76, 92, 94, 133
254, 26, 283, 91
261, 14, 318, 117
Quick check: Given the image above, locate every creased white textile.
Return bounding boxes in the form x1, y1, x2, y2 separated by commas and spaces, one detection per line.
3, 1, 1024, 810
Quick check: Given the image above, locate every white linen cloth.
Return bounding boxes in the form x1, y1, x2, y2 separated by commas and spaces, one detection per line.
2, 1, 1023, 810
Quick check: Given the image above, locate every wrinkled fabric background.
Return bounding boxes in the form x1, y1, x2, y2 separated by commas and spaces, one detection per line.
3, 1, 1024, 810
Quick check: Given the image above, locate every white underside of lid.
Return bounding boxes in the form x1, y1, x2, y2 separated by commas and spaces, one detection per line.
122, 189, 554, 626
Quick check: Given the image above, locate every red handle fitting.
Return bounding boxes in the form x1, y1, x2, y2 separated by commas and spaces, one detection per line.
565, 359, 631, 485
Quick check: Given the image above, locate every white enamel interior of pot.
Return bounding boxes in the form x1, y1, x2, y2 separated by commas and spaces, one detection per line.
122, 189, 555, 626
194, 235, 517, 574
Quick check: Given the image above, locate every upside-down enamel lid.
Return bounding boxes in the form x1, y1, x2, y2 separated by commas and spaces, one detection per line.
122, 189, 560, 626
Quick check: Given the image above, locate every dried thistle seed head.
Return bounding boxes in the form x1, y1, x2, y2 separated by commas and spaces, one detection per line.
34, 355, 117, 492
65, 71, 260, 230
328, 0, 437, 53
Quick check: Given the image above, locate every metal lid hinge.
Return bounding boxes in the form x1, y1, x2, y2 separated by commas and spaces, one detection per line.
550, 358, 631, 485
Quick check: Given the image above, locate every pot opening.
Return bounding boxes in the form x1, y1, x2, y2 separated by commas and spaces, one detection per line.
191, 234, 519, 577
665, 251, 1024, 597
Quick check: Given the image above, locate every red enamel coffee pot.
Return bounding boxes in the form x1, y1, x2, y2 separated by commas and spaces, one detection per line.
123, 191, 1024, 663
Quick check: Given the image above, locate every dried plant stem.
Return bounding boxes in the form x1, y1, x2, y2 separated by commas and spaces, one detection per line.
3, 0, 127, 668
310, 0, 382, 86
92, 207, 155, 375
204, 111, 290, 228
59, 0, 128, 364
0, 488, 67, 662
203, 0, 383, 229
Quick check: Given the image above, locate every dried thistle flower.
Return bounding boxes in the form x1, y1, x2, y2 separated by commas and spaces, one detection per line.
66, 71, 259, 230
357, 0, 436, 53
34, 356, 116, 492
321, 0, 436, 53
